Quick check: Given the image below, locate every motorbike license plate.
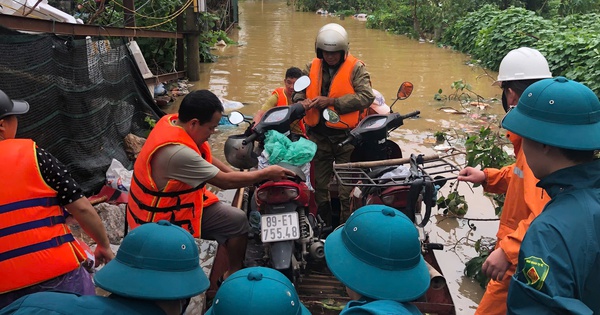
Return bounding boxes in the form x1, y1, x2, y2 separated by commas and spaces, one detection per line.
261, 212, 300, 243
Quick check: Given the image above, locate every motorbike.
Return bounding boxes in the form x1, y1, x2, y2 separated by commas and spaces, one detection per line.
327, 81, 457, 233
225, 76, 327, 283
324, 82, 415, 225
328, 84, 460, 313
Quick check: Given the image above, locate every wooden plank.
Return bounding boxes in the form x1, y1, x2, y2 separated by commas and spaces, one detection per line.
0, 15, 184, 39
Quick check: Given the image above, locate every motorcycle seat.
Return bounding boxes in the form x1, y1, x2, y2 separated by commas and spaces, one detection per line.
275, 162, 306, 182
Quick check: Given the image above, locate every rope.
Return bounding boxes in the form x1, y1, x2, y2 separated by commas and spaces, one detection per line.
124, 0, 192, 29
110, 0, 192, 20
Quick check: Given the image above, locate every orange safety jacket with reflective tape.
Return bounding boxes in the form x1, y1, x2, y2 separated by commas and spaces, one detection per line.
304, 54, 366, 129
0, 139, 86, 294
199, 142, 219, 208
273, 87, 306, 135
483, 132, 550, 265
476, 132, 551, 315
127, 114, 205, 237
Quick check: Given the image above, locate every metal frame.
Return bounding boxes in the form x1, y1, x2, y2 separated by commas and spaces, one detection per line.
334, 157, 459, 188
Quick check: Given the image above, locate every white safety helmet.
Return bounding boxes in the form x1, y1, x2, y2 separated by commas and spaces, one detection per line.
315, 23, 349, 60
493, 47, 552, 86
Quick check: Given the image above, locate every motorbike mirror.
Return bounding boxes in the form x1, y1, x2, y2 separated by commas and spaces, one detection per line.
228, 111, 245, 125
322, 108, 340, 123
433, 175, 448, 189
294, 75, 311, 92
388, 81, 415, 112
397, 82, 414, 100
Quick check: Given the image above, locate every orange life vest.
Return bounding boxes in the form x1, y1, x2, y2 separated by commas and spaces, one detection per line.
127, 114, 205, 237
303, 54, 366, 129
0, 139, 86, 294
273, 87, 306, 135
199, 142, 220, 207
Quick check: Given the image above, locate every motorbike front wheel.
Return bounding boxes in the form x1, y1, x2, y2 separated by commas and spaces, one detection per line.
278, 263, 298, 286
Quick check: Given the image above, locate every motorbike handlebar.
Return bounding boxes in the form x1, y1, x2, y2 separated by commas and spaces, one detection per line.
242, 132, 258, 145
338, 135, 354, 147
401, 110, 421, 120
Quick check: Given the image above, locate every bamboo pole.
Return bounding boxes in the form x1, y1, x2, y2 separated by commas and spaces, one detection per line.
425, 260, 447, 290
335, 154, 440, 169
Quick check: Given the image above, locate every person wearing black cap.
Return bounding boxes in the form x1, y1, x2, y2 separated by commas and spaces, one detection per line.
0, 89, 114, 308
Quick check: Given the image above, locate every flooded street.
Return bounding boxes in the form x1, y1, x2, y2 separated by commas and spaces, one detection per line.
179, 0, 510, 313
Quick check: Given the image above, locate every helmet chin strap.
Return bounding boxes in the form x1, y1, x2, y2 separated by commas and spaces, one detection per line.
502, 90, 510, 113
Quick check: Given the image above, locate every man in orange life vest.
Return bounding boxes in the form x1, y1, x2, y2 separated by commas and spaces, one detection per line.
294, 23, 374, 225
457, 47, 552, 315
0, 89, 114, 308
127, 90, 294, 282
253, 66, 305, 137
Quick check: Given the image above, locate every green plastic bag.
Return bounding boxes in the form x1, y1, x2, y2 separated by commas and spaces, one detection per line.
263, 130, 316, 166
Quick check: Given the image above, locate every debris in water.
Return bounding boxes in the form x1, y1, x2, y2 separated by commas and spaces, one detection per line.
438, 107, 466, 114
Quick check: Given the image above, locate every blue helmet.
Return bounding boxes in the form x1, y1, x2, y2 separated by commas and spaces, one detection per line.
503, 77, 600, 150
325, 205, 430, 302
206, 267, 311, 315
94, 221, 209, 300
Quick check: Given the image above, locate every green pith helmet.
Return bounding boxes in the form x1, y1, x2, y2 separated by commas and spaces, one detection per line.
324, 205, 430, 302
502, 77, 600, 150
205, 267, 311, 315
94, 221, 209, 300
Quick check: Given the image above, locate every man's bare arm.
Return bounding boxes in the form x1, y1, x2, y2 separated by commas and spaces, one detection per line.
208, 165, 294, 189
65, 198, 115, 266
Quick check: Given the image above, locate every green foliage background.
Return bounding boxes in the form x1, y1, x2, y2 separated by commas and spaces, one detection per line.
293, 0, 600, 95
442, 6, 600, 94
67, 0, 234, 72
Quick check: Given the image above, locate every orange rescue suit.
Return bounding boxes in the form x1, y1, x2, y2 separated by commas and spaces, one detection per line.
303, 54, 366, 129
475, 132, 550, 315
127, 114, 205, 237
0, 139, 86, 293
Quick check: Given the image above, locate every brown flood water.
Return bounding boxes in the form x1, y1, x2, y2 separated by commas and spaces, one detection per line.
172, 0, 510, 313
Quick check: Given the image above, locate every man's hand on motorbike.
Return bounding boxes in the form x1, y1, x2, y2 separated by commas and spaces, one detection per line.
457, 166, 486, 184
309, 96, 334, 109
482, 247, 511, 281
264, 165, 296, 181
300, 98, 312, 110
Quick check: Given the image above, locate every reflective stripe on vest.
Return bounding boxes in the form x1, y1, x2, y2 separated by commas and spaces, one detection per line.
0, 139, 83, 294
303, 54, 366, 129
127, 114, 204, 237
273, 87, 306, 135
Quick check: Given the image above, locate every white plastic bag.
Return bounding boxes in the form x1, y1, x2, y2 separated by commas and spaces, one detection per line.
106, 159, 132, 192
380, 165, 411, 179
220, 97, 244, 112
